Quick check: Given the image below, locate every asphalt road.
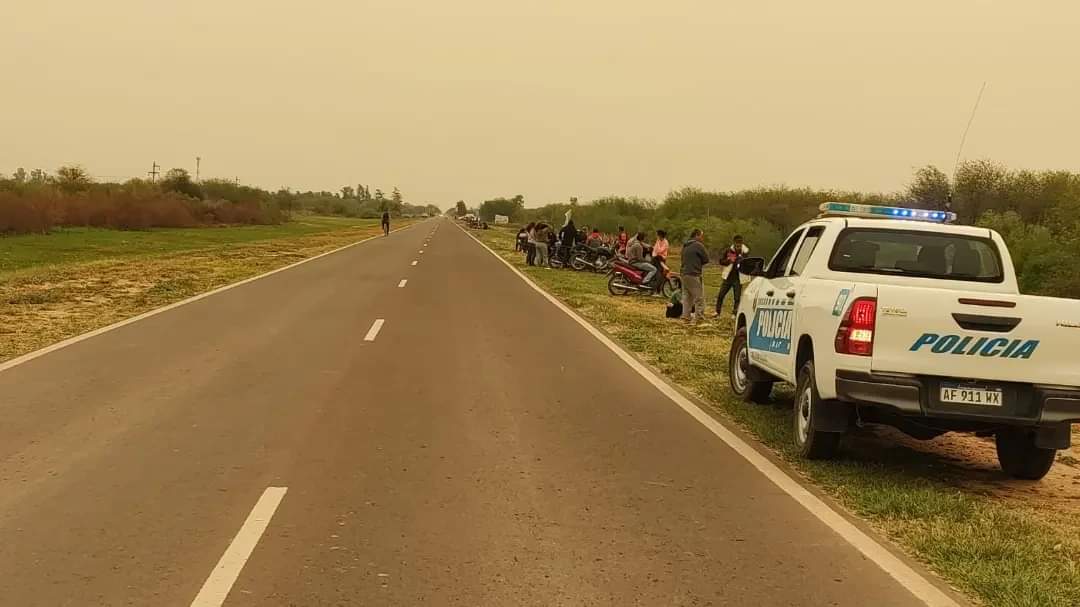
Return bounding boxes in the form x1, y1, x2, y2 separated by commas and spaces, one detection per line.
0, 218, 946, 606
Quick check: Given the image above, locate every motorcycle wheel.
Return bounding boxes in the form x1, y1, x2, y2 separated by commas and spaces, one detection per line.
662, 276, 682, 298
570, 256, 588, 271
608, 272, 634, 296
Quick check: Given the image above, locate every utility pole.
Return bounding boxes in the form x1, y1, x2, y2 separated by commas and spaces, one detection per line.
148, 162, 160, 182
235, 176, 240, 186
195, 157, 201, 183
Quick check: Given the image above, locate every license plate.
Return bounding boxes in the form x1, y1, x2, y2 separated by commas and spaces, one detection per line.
939, 384, 1003, 406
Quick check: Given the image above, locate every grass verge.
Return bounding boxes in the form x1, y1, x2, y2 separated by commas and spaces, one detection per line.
473, 225, 1080, 607
1, 217, 415, 362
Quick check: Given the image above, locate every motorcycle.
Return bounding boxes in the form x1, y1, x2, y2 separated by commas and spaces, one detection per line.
570, 243, 615, 273
607, 258, 681, 297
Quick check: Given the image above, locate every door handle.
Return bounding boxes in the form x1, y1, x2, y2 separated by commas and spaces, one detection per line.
766, 290, 775, 297
786, 290, 797, 298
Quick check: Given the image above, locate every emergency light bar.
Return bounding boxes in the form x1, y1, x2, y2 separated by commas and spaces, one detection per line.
818, 202, 957, 224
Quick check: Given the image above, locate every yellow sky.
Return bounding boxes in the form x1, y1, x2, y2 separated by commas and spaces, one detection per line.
2, 0, 1077, 207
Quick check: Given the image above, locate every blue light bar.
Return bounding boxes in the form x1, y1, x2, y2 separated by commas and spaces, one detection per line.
818, 202, 957, 224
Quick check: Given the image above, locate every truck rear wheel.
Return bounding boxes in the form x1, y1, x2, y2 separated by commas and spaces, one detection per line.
729, 327, 772, 403
794, 360, 842, 459
996, 429, 1056, 480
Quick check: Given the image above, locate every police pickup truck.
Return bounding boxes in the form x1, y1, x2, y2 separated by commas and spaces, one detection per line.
728, 202, 1080, 479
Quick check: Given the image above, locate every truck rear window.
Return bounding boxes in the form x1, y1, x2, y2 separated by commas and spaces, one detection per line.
828, 228, 1004, 283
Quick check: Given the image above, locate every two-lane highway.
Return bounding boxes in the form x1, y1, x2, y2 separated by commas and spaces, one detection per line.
0, 218, 954, 606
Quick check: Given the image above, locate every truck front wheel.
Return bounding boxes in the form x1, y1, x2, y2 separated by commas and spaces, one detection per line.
996, 429, 1056, 480
729, 327, 772, 403
794, 360, 842, 459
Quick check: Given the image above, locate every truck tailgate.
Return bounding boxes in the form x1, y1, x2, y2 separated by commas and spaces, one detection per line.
872, 285, 1080, 387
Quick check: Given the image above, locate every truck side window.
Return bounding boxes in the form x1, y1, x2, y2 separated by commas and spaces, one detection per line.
766, 229, 804, 278
789, 226, 825, 276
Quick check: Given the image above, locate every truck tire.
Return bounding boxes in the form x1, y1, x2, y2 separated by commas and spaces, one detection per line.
995, 429, 1056, 480
794, 360, 842, 459
728, 327, 772, 404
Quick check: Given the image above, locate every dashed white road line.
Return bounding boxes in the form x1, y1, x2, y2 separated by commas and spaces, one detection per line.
398, 279, 408, 288
364, 319, 385, 342
0, 223, 420, 376
190, 487, 288, 607
411, 260, 418, 266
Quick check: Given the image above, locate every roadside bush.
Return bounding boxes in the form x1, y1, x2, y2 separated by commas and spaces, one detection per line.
0, 188, 282, 234
0, 192, 53, 234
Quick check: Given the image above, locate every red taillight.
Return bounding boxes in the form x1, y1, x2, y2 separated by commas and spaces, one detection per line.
835, 297, 877, 356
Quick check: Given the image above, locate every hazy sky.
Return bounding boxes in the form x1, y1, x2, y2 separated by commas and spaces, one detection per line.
3, 1, 1078, 207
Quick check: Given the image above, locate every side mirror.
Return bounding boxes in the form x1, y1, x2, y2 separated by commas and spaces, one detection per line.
740, 257, 766, 277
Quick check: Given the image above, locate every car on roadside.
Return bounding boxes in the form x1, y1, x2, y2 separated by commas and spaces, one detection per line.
728, 202, 1080, 479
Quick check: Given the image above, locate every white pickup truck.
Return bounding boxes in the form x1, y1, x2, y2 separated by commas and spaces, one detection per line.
728, 202, 1080, 479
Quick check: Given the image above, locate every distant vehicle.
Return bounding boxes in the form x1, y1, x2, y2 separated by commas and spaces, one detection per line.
729, 202, 1080, 479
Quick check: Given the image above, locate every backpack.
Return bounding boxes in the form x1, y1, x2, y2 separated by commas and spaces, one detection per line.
665, 289, 683, 318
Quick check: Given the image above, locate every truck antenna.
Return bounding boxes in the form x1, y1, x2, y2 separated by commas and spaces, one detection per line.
948, 81, 987, 210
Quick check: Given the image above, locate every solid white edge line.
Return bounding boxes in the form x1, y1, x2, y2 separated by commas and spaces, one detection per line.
398, 279, 408, 288
364, 319, 385, 342
455, 223, 962, 607
0, 220, 427, 375
190, 486, 288, 607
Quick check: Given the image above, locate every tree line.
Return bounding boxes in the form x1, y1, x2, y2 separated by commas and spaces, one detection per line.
0, 166, 440, 234
472, 160, 1080, 299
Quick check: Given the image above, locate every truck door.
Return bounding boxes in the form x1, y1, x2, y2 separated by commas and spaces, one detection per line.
747, 228, 807, 380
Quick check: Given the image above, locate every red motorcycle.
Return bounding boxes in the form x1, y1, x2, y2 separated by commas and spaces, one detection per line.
607, 258, 681, 297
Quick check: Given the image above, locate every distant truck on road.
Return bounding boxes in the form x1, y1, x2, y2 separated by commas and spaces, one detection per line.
729, 202, 1080, 479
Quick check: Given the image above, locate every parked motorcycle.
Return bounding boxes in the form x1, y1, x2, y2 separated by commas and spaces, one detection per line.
607, 259, 681, 297
570, 244, 615, 273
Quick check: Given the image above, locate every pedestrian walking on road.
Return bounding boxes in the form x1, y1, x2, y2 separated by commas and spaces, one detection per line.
381, 211, 391, 236
716, 235, 749, 317
680, 229, 709, 323
534, 223, 551, 267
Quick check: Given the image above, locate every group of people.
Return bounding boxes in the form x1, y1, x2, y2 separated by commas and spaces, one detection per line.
676, 231, 750, 322
515, 220, 752, 322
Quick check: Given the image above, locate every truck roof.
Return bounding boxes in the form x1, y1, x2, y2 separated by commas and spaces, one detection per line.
808, 216, 993, 238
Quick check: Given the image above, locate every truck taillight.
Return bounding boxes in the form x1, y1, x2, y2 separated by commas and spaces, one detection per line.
835, 297, 877, 356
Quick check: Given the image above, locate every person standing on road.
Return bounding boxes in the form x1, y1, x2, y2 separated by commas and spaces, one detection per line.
381, 211, 391, 236
716, 235, 749, 317
534, 223, 551, 267
626, 232, 657, 287
680, 229, 709, 323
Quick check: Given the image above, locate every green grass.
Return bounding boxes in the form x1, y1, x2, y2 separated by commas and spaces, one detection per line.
0, 215, 372, 275
1, 217, 412, 363
475, 226, 1080, 607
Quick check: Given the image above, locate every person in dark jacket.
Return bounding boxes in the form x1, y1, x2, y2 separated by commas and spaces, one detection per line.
381, 211, 391, 236
716, 235, 749, 317
680, 229, 709, 322
558, 220, 578, 267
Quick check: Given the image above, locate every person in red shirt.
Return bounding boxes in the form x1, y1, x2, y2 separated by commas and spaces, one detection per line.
616, 226, 629, 254
586, 228, 602, 246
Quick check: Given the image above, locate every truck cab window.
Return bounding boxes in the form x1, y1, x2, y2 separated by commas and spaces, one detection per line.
766, 229, 805, 278
789, 226, 825, 276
